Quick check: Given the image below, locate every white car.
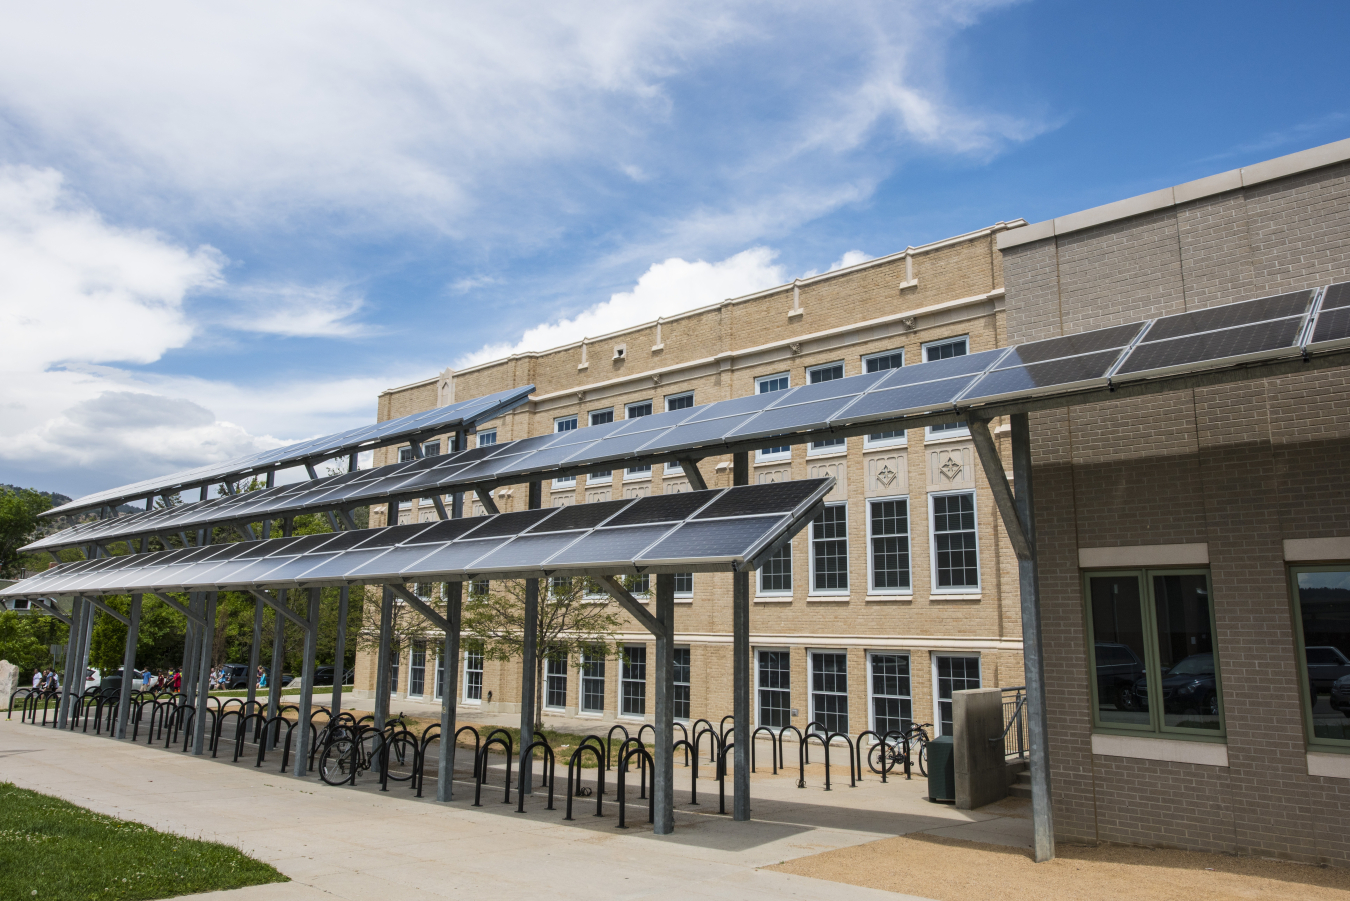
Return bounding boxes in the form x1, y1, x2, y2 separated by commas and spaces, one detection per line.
84, 668, 101, 691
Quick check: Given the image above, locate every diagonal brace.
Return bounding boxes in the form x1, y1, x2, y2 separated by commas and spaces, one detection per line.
151, 591, 208, 626
595, 575, 669, 638
246, 589, 312, 631
968, 417, 1033, 561
84, 595, 130, 625
388, 583, 452, 633
31, 598, 72, 625
679, 458, 708, 492
475, 488, 499, 516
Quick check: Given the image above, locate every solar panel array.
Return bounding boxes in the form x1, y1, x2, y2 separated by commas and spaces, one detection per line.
29, 282, 1350, 555
42, 385, 536, 519
3, 480, 832, 599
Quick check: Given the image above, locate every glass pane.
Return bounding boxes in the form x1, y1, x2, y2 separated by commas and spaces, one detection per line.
758, 651, 791, 728
1297, 569, 1350, 742
1152, 573, 1219, 731
1088, 575, 1150, 727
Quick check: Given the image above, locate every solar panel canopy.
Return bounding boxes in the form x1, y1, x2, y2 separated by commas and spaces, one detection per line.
42, 385, 536, 520
4, 480, 832, 600
30, 282, 1350, 555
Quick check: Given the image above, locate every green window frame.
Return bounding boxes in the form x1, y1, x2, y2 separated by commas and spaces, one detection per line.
1289, 564, 1350, 751
1082, 568, 1225, 741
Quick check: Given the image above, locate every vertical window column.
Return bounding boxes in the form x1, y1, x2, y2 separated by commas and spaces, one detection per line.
935, 655, 980, 736
581, 650, 605, 713
811, 504, 849, 592
673, 648, 691, 720
622, 645, 647, 716
869, 498, 910, 592
463, 647, 483, 702
931, 492, 979, 590
545, 652, 568, 710
810, 652, 849, 734
757, 650, 791, 728
869, 653, 911, 736
408, 641, 426, 697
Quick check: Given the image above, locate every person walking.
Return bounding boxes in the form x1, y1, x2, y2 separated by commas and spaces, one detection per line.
170, 669, 181, 692
31, 669, 41, 689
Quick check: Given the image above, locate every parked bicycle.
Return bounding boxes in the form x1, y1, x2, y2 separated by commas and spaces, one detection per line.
866, 723, 931, 777
318, 713, 413, 786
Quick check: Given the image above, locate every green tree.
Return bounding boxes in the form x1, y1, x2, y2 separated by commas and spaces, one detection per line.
462, 578, 624, 722
0, 610, 69, 680
0, 488, 52, 578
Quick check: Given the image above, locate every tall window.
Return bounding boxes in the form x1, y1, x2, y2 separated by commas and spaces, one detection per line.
756, 373, 791, 459
808, 362, 846, 453
674, 572, 693, 596
555, 415, 578, 432
622, 645, 647, 716
625, 402, 653, 476
664, 392, 696, 476
390, 652, 400, 693
1085, 569, 1222, 737
924, 337, 969, 437
545, 652, 568, 710
811, 504, 849, 592
674, 648, 691, 720
935, 656, 980, 736
931, 491, 979, 590
477, 429, 497, 447
1292, 567, 1350, 747
588, 409, 614, 483
869, 653, 911, 736
463, 647, 483, 702
863, 349, 906, 446
810, 652, 849, 734
408, 642, 426, 697
869, 498, 911, 592
759, 544, 792, 594
435, 651, 444, 699
757, 650, 791, 728
581, 649, 605, 713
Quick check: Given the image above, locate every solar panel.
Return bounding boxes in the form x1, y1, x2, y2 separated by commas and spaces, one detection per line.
1115, 316, 1306, 378
1308, 305, 1350, 352
693, 481, 826, 519
962, 349, 1126, 405
1144, 290, 1313, 341
637, 516, 788, 565
523, 498, 631, 532
724, 397, 862, 443
606, 492, 710, 526
1321, 282, 1350, 310
826, 375, 980, 428
993, 323, 1145, 367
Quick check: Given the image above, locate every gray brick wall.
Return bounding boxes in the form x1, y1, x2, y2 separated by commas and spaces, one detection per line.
1002, 159, 1350, 864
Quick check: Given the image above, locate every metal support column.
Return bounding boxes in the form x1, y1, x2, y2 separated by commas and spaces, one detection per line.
58, 596, 86, 727
116, 593, 142, 739
182, 593, 200, 708
76, 599, 95, 711
192, 592, 216, 755
653, 573, 676, 834
518, 478, 542, 798
332, 586, 349, 716
373, 585, 394, 728
438, 581, 462, 802
294, 587, 321, 777
247, 596, 263, 733
732, 451, 751, 821
266, 596, 285, 745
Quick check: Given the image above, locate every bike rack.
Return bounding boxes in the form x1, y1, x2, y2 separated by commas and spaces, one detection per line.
604, 724, 629, 771
776, 724, 802, 773
564, 739, 605, 821
717, 741, 734, 814
828, 732, 857, 787
616, 746, 654, 829
670, 738, 697, 804
751, 726, 778, 774
801, 732, 830, 790
515, 740, 556, 813
473, 732, 513, 807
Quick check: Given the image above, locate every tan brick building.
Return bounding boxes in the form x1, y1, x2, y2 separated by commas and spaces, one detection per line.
354, 220, 1032, 739
997, 138, 1350, 862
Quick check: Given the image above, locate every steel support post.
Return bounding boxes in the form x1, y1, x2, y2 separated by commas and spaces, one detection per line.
653, 573, 675, 834
373, 585, 394, 728
266, 596, 285, 747
58, 596, 86, 727
732, 451, 751, 821
294, 587, 321, 777
247, 596, 263, 735
518, 478, 542, 797
182, 593, 200, 709
116, 593, 142, 739
1011, 413, 1055, 862
76, 600, 95, 710
192, 592, 216, 755
438, 581, 462, 801
332, 586, 349, 716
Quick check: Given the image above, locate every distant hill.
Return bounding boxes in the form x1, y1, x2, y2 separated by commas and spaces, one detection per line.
1, 484, 73, 508
3, 484, 139, 537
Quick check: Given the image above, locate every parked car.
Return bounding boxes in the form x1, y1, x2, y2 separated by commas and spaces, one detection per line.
1130, 652, 1219, 717
1305, 646, 1350, 702
1094, 642, 1146, 710
313, 666, 354, 686
1330, 674, 1350, 717
260, 667, 294, 688
83, 667, 101, 691
216, 663, 253, 690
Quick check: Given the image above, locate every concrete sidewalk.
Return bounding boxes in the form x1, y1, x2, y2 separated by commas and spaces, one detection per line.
0, 714, 1030, 900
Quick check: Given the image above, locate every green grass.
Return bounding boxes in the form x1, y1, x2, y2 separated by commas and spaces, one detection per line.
0, 783, 287, 901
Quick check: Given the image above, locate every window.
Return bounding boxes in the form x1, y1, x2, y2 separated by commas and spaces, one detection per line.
755, 373, 792, 460
674, 648, 691, 720
868, 498, 910, 592
759, 544, 792, 595
807, 362, 847, 453
422, 441, 440, 457
470, 579, 489, 598
625, 573, 650, 596
463, 647, 483, 702
581, 649, 605, 713
869, 653, 912, 737
811, 504, 849, 593
588, 410, 614, 482
390, 652, 400, 693
810, 651, 849, 734
930, 491, 979, 591
399, 446, 414, 463
923, 337, 969, 437
408, 641, 426, 697
555, 415, 578, 432
757, 650, 791, 728
435, 651, 443, 699
935, 656, 980, 737
1294, 567, 1350, 747
477, 429, 497, 447
674, 572, 693, 596
545, 652, 567, 710
863, 349, 907, 446
1085, 569, 1223, 738
624, 401, 653, 476
622, 645, 647, 716
665, 392, 694, 411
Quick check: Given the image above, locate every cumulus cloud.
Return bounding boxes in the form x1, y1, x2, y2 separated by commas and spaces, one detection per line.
456, 247, 785, 366
218, 283, 368, 338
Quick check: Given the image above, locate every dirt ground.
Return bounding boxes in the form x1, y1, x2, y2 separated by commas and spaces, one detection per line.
766, 832, 1350, 901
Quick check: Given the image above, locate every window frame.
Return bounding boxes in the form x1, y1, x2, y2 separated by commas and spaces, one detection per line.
754, 373, 792, 462
932, 653, 981, 738
808, 648, 849, 736
921, 336, 971, 439
1290, 564, 1350, 751
867, 496, 912, 596
757, 541, 793, 597
673, 646, 691, 721
1082, 567, 1226, 741
755, 647, 792, 729
809, 502, 850, 596
580, 648, 606, 714
408, 641, 427, 698
928, 489, 980, 594
462, 646, 484, 704
545, 651, 568, 711
620, 644, 647, 718
664, 393, 695, 472
476, 429, 496, 448
867, 651, 912, 737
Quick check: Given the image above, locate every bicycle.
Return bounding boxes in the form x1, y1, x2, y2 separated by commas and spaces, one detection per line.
866, 723, 931, 777
318, 714, 414, 786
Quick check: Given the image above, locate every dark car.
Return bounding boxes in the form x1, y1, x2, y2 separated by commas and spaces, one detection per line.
260, 668, 294, 688
313, 666, 354, 686
1130, 652, 1219, 717
1330, 674, 1350, 717
1305, 646, 1350, 702
217, 663, 253, 690
1094, 642, 1146, 710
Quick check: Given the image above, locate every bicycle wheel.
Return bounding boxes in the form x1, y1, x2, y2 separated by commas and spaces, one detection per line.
382, 733, 417, 782
916, 740, 928, 777
867, 743, 889, 775
319, 738, 355, 785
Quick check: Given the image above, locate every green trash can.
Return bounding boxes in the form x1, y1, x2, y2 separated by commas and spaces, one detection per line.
927, 735, 955, 803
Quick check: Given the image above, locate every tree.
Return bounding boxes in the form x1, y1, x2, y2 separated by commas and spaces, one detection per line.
0, 488, 52, 578
462, 577, 624, 722
0, 609, 69, 679
353, 584, 442, 684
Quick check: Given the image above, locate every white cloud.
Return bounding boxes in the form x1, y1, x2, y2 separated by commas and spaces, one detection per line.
829, 250, 872, 272
457, 247, 785, 367
217, 283, 368, 338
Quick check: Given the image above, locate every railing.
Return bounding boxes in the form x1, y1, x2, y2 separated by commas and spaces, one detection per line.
998, 686, 1028, 759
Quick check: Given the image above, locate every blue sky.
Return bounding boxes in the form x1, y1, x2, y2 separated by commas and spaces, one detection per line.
1, 0, 1347, 498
